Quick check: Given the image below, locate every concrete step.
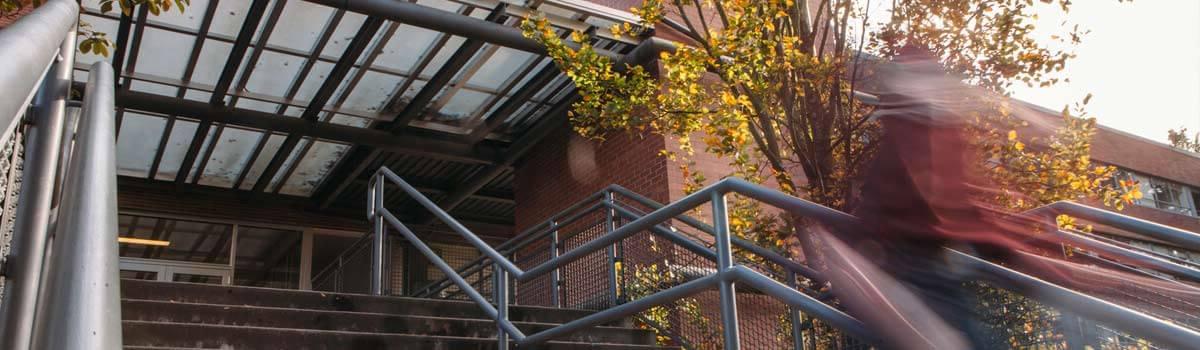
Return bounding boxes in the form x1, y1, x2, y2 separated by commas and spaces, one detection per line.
120, 279, 614, 326
121, 299, 656, 345
123, 321, 676, 350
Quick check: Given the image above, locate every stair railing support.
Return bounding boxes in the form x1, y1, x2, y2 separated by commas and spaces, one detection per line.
712, 190, 741, 350
604, 190, 619, 306
494, 262, 510, 350
32, 61, 120, 350
787, 270, 804, 350
549, 220, 561, 308
0, 20, 75, 350
370, 173, 386, 295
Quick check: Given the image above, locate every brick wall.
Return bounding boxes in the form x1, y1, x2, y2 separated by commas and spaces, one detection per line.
513, 123, 670, 231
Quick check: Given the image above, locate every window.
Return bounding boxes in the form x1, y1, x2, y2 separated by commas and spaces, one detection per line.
1116, 170, 1198, 217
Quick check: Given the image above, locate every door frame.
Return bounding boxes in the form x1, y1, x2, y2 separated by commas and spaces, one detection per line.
119, 257, 233, 284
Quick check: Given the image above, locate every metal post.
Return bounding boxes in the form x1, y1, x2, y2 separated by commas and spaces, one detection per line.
604, 190, 619, 305
549, 220, 560, 308
32, 61, 121, 350
787, 271, 804, 350
0, 24, 74, 350
493, 262, 509, 350
370, 174, 386, 295
712, 191, 740, 350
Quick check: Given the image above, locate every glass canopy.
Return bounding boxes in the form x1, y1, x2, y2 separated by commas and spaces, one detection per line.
73, 0, 644, 223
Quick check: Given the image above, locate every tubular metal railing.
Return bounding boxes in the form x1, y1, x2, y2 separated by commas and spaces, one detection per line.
368, 165, 1200, 349
0, 1, 122, 349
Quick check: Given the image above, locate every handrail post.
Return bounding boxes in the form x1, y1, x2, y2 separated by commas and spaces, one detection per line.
549, 220, 561, 307
712, 191, 740, 350
787, 270, 804, 350
0, 23, 74, 350
493, 262, 510, 350
370, 173, 386, 295
604, 190, 619, 305
32, 61, 121, 350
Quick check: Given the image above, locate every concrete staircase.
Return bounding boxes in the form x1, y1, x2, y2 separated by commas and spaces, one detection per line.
120, 279, 668, 349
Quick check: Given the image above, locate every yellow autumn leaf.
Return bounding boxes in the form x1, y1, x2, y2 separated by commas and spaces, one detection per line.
1008, 130, 1018, 140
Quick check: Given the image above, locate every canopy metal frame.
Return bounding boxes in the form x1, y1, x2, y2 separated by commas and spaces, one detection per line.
70, 0, 657, 223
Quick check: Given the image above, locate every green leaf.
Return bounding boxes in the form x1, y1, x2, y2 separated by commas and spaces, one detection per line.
101, 1, 113, 13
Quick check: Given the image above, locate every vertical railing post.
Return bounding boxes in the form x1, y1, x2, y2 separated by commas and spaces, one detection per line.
0, 23, 74, 350
493, 262, 509, 350
32, 61, 121, 350
549, 220, 561, 307
787, 270, 804, 350
604, 190, 619, 305
370, 173, 386, 295
712, 191, 740, 350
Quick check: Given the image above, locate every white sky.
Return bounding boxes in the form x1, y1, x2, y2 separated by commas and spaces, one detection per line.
1008, 1, 1200, 143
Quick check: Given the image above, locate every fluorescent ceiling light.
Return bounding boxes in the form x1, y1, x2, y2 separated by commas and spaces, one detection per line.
117, 237, 170, 247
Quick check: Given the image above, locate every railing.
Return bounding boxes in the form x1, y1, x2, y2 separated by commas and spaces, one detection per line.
0, 1, 78, 349
368, 165, 1200, 349
0, 1, 122, 349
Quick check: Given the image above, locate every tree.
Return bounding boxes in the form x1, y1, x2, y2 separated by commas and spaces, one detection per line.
1168, 127, 1200, 153
524, 0, 1135, 263
524, 0, 1139, 347
0, 0, 188, 56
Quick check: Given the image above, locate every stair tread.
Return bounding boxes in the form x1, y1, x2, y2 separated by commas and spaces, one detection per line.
123, 320, 675, 349
121, 279, 594, 313
121, 298, 641, 329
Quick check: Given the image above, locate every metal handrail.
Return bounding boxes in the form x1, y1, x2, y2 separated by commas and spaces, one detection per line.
1029, 201, 1200, 252
33, 61, 121, 349
0, 0, 78, 140
0, 2, 77, 348
369, 167, 1200, 349
415, 182, 822, 299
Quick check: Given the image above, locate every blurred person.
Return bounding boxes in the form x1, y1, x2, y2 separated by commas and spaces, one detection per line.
817, 44, 1199, 349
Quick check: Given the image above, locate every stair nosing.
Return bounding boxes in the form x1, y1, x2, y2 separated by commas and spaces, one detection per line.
122, 320, 666, 348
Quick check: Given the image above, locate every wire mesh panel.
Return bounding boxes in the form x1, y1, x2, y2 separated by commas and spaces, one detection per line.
560, 217, 616, 310
513, 234, 554, 306
0, 125, 25, 306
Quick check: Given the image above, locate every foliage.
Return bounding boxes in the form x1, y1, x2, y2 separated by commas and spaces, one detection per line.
973, 95, 1142, 213
1167, 127, 1200, 153
524, 0, 1134, 266
0, 0, 187, 57
526, 0, 1138, 348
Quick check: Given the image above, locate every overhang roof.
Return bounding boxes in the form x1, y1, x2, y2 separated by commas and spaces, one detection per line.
73, 0, 648, 225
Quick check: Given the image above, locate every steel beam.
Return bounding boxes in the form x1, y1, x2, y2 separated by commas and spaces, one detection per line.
465, 59, 559, 143
103, 89, 502, 164
304, 0, 584, 57
193, 0, 288, 185
174, 0, 271, 184
272, 21, 400, 193
310, 5, 505, 208
250, 17, 387, 193
389, 5, 507, 129
233, 9, 346, 190
149, 0, 221, 179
